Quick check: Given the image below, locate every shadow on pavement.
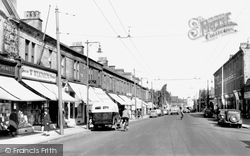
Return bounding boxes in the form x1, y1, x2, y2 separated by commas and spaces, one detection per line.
90, 126, 116, 132
241, 141, 250, 148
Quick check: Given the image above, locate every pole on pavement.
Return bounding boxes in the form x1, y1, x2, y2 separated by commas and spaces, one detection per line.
56, 6, 64, 135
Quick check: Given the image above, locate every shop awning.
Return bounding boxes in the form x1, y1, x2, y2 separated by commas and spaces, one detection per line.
91, 87, 116, 104
0, 87, 20, 101
22, 79, 57, 101
132, 97, 142, 109
0, 76, 46, 101
108, 93, 127, 105
68, 82, 101, 103
118, 95, 133, 106
41, 82, 79, 102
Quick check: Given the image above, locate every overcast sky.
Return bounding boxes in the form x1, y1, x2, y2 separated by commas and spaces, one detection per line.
16, 0, 250, 98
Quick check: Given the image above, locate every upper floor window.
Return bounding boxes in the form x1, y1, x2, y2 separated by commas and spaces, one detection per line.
74, 60, 80, 80
31, 42, 35, 63
25, 40, 30, 61
48, 50, 52, 68
61, 55, 65, 76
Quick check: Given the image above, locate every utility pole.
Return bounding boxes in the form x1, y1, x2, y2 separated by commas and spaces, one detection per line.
134, 69, 137, 117
55, 6, 63, 135
222, 65, 224, 109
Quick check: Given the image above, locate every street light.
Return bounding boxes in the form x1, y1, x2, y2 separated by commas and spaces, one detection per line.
85, 40, 102, 130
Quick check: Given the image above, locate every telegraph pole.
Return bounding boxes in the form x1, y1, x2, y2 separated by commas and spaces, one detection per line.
134, 69, 137, 117
56, 6, 64, 135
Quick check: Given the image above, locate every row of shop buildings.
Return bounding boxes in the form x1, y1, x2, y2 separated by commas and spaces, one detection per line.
0, 0, 155, 134
213, 42, 250, 118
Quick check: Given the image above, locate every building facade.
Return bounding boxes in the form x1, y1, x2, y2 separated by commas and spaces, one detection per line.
0, 0, 152, 135
213, 43, 250, 117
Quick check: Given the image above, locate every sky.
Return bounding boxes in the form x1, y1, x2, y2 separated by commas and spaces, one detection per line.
16, 0, 250, 99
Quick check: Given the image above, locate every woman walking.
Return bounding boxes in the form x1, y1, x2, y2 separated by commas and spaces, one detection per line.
42, 109, 51, 136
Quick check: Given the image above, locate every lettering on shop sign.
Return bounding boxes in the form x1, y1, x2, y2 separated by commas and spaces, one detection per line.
3, 20, 18, 56
224, 73, 236, 83
0, 63, 15, 75
188, 12, 238, 41
21, 65, 56, 82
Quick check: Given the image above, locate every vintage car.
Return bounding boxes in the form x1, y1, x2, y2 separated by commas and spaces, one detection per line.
149, 110, 158, 118
218, 109, 242, 128
169, 105, 179, 115
90, 101, 120, 129
203, 107, 213, 118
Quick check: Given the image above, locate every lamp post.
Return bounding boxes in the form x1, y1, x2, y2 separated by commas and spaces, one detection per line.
85, 40, 102, 130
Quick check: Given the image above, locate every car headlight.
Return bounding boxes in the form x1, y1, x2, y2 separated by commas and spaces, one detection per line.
221, 115, 224, 119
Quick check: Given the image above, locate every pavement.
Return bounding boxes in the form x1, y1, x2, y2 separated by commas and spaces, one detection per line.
0, 113, 249, 145
0, 115, 149, 145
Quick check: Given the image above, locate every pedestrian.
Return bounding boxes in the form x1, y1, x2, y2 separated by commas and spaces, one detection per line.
8, 109, 19, 137
42, 109, 51, 136
179, 106, 184, 120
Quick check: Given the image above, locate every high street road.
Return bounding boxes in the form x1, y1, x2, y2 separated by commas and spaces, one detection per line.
47, 113, 250, 156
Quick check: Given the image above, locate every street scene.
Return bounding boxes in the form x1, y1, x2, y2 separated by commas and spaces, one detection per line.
1, 0, 250, 156
1, 113, 250, 156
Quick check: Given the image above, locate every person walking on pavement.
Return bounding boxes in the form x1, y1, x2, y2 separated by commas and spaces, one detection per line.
42, 109, 51, 136
8, 109, 19, 137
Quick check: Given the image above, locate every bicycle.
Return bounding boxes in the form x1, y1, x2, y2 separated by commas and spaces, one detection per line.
122, 120, 129, 131
120, 117, 129, 131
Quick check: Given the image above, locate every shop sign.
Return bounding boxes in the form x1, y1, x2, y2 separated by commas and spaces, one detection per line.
0, 63, 15, 75
188, 12, 237, 41
244, 91, 250, 99
21, 65, 56, 83
3, 20, 18, 57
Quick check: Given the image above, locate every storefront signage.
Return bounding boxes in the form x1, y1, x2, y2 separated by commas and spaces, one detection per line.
188, 12, 237, 41
244, 91, 250, 99
3, 20, 18, 57
21, 65, 56, 83
0, 63, 15, 75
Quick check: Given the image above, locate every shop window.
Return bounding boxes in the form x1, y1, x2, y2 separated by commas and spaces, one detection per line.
0, 102, 11, 130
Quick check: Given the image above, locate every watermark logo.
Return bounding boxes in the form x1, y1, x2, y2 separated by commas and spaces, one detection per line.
188, 12, 238, 41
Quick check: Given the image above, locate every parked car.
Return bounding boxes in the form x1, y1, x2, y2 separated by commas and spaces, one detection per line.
218, 109, 242, 128
169, 105, 179, 115
203, 107, 213, 118
90, 101, 120, 129
156, 109, 162, 116
163, 110, 168, 115
149, 110, 158, 118
183, 108, 190, 113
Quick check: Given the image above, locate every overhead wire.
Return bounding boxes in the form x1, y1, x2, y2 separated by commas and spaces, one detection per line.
93, 0, 153, 77
108, 0, 156, 78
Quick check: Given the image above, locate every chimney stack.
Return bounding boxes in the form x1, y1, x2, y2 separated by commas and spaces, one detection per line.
22, 11, 43, 31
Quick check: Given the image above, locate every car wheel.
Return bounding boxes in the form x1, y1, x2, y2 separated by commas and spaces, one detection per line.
237, 124, 242, 128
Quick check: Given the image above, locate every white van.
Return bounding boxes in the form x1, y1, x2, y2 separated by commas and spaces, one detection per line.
90, 101, 120, 129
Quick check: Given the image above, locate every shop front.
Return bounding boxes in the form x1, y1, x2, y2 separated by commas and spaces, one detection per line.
244, 90, 250, 118
107, 93, 127, 116
67, 82, 102, 124
118, 94, 133, 118
20, 64, 78, 130
0, 59, 46, 135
